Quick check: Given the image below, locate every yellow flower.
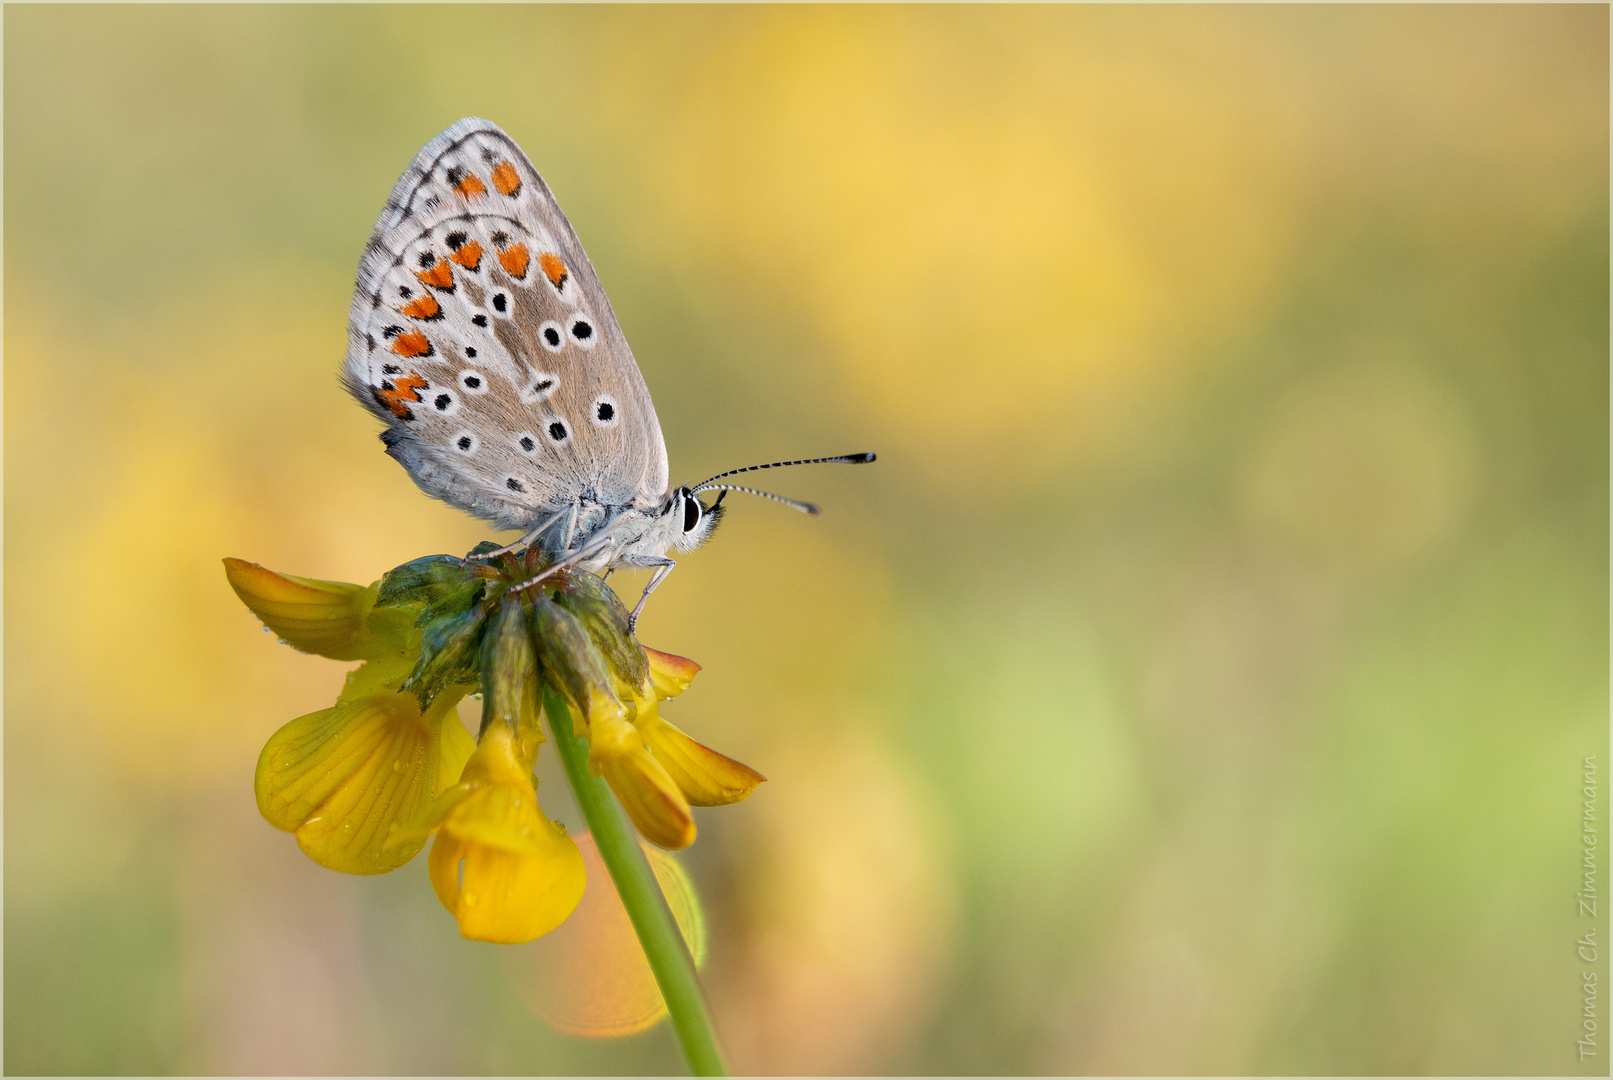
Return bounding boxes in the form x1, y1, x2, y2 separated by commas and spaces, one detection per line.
587, 706, 698, 850
230, 544, 763, 942
634, 694, 765, 808
255, 682, 475, 874
410, 724, 586, 944
223, 557, 416, 664
571, 650, 764, 850
228, 558, 475, 874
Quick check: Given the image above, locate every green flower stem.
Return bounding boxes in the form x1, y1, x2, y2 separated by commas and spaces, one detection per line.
543, 687, 728, 1077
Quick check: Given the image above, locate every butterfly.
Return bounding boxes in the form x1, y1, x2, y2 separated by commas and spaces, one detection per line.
343, 118, 872, 626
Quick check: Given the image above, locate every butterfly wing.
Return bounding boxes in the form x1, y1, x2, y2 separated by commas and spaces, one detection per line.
343, 117, 671, 533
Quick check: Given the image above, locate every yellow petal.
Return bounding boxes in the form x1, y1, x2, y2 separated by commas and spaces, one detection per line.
640, 713, 766, 807
428, 821, 587, 944
593, 718, 697, 850
437, 713, 477, 795
443, 784, 568, 858
428, 829, 469, 911
224, 558, 384, 661
255, 688, 460, 874
385, 781, 467, 850
390, 722, 525, 848
644, 647, 700, 700
461, 723, 539, 788
336, 653, 420, 704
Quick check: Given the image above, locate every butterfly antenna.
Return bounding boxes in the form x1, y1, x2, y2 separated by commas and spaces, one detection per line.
690, 452, 875, 494
698, 484, 822, 515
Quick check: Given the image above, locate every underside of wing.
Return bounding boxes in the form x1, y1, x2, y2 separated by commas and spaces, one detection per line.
342, 117, 670, 532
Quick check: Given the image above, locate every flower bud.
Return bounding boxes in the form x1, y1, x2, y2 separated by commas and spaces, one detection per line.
552, 573, 648, 691
529, 594, 623, 735
481, 594, 545, 762
375, 552, 489, 610
403, 605, 489, 709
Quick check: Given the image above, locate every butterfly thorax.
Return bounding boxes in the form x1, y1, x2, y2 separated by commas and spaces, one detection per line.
541, 485, 722, 574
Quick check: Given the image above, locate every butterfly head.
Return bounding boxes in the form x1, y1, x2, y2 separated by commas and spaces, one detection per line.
670, 486, 725, 552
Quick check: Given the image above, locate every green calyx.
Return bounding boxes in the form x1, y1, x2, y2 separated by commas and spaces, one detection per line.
553, 572, 648, 690
377, 545, 636, 723
479, 594, 545, 753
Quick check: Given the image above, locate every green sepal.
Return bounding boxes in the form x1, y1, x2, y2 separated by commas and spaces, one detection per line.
465, 540, 503, 558
375, 555, 487, 626
403, 604, 491, 708
479, 593, 545, 745
553, 573, 648, 689
530, 593, 619, 725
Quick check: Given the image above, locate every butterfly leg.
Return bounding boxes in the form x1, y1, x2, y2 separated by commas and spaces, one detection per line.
466, 508, 567, 561
560, 500, 581, 552
509, 532, 619, 595
627, 558, 676, 633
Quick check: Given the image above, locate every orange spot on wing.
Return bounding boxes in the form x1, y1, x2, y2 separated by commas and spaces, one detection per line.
539, 252, 569, 290
390, 330, 433, 358
415, 261, 454, 290
398, 294, 441, 320
491, 160, 522, 196
376, 372, 427, 418
455, 172, 487, 199
449, 239, 483, 270
498, 244, 531, 280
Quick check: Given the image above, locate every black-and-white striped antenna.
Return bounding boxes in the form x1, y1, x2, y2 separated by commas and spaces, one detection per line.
688, 452, 875, 516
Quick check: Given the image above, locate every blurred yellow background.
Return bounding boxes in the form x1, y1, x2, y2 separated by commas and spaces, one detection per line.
5, 5, 1606, 1075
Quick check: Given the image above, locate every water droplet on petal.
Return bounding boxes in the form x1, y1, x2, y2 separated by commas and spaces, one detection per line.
393, 760, 408, 773
262, 625, 272, 634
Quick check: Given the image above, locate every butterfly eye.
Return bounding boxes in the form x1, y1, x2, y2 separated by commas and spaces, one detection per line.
538, 320, 565, 352
682, 496, 702, 533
